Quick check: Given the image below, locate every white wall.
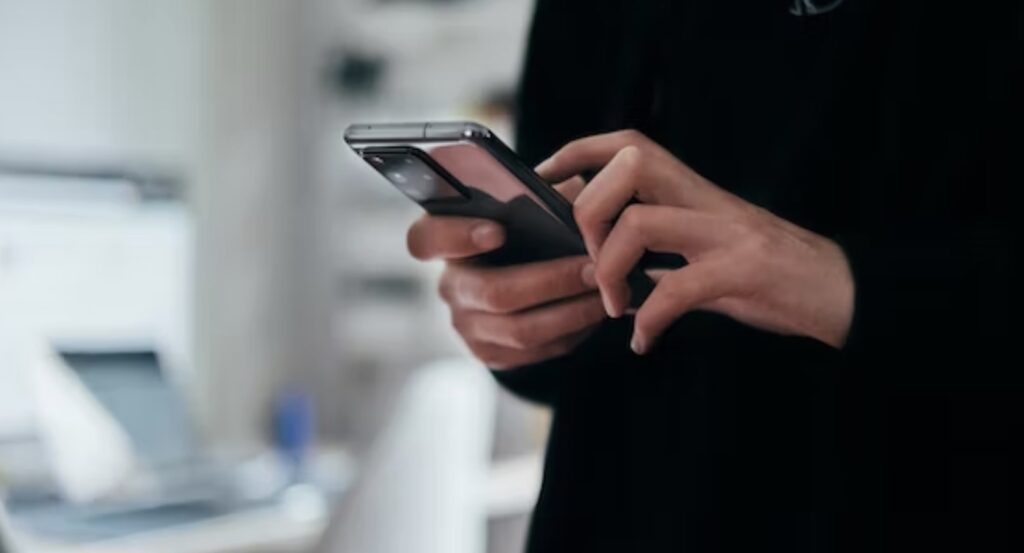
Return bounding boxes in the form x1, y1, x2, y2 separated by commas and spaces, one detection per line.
0, 0, 203, 165
0, 0, 307, 447
192, 0, 306, 445
0, 0, 205, 438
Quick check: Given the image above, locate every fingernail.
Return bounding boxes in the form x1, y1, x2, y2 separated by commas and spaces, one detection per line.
534, 157, 553, 174
600, 290, 620, 318
631, 333, 646, 355
471, 223, 503, 249
580, 263, 597, 288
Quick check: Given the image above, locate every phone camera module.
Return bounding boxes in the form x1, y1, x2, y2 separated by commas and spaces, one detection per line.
371, 151, 466, 202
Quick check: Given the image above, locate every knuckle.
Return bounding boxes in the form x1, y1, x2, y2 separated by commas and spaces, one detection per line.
618, 204, 646, 234
486, 359, 509, 370
619, 129, 647, 144
546, 340, 575, 360
724, 216, 752, 239
563, 136, 587, 154
543, 151, 563, 170
745, 207, 777, 234
546, 145, 574, 168
477, 279, 512, 313
449, 309, 471, 337
440, 264, 480, 306
594, 261, 619, 289
452, 267, 498, 312
484, 355, 516, 371
467, 341, 501, 368
573, 201, 599, 229
504, 320, 536, 350
618, 144, 644, 168
740, 224, 775, 258
437, 268, 457, 303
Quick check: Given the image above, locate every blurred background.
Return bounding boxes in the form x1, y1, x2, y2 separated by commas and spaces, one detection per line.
0, 1, 548, 552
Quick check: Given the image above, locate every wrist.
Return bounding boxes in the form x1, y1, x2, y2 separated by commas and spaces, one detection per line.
818, 240, 855, 348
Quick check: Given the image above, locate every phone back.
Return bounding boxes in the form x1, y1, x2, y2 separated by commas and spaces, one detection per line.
418, 141, 585, 265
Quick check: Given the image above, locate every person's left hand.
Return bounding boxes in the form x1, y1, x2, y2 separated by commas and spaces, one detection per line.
536, 130, 855, 354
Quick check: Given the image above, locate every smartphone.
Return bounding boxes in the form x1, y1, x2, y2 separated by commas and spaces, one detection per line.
344, 121, 662, 306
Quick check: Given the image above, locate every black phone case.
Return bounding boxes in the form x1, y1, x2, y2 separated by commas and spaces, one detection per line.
415, 147, 656, 308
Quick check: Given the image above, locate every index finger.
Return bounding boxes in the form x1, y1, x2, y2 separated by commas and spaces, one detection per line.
594, 205, 727, 316
535, 130, 652, 182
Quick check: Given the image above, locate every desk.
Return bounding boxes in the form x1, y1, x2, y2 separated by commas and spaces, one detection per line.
11, 503, 326, 553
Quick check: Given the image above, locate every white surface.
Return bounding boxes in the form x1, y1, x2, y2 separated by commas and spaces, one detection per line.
3, 360, 540, 553
320, 358, 496, 553
29, 341, 136, 503
486, 454, 543, 520
0, 0, 202, 163
8, 503, 326, 553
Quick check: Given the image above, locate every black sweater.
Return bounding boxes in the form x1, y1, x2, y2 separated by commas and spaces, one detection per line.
496, 0, 1021, 551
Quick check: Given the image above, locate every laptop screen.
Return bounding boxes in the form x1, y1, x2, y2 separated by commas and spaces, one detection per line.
58, 350, 197, 467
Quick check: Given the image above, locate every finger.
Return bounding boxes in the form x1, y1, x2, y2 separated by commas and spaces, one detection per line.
535, 129, 651, 182
552, 176, 586, 202
455, 293, 605, 350
645, 268, 672, 283
572, 145, 648, 256
540, 131, 741, 215
594, 204, 727, 316
631, 262, 728, 355
439, 255, 597, 314
574, 145, 735, 256
466, 329, 593, 370
407, 215, 505, 260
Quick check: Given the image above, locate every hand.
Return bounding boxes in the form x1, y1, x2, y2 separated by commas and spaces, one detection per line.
406, 179, 606, 369
537, 130, 855, 354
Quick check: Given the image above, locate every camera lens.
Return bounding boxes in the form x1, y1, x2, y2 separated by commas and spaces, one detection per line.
369, 151, 465, 202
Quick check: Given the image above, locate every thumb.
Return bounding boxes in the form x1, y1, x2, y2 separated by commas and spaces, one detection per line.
407, 215, 505, 260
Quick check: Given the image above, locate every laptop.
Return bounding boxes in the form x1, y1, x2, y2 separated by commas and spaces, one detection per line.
3, 348, 267, 542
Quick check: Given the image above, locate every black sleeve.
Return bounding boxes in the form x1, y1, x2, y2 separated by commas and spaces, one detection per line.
836, 229, 1013, 387
489, 356, 567, 407
489, 318, 632, 407
835, 3, 1019, 385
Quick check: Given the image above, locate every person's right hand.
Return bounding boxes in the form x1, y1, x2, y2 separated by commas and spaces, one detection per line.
406, 180, 606, 369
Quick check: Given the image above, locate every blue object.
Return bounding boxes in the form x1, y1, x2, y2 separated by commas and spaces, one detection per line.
272, 389, 315, 481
